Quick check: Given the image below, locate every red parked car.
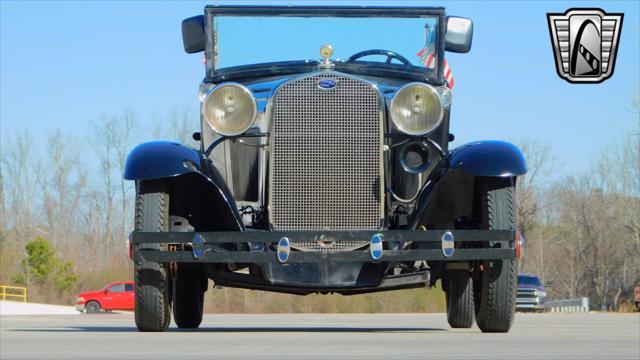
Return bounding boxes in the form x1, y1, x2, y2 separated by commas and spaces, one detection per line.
75, 282, 134, 313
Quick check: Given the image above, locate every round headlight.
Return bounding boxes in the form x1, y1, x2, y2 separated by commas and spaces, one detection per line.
390, 83, 444, 135
203, 83, 256, 136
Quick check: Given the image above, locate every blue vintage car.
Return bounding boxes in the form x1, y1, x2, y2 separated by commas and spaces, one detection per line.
126, 5, 526, 333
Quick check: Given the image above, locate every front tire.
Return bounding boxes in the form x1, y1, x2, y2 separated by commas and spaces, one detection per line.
172, 264, 206, 329
85, 301, 101, 314
474, 178, 518, 333
445, 272, 475, 328
134, 180, 172, 332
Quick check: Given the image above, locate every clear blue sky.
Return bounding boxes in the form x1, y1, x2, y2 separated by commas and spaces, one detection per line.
1, 0, 639, 178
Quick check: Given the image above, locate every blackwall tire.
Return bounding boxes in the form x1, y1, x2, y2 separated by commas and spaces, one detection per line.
172, 264, 206, 329
134, 180, 172, 332
474, 178, 518, 333
85, 301, 101, 314
445, 272, 475, 328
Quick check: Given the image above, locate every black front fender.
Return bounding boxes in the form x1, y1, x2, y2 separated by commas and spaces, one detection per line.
168, 169, 244, 232
124, 141, 201, 181
410, 140, 526, 229
125, 141, 243, 231
449, 140, 526, 177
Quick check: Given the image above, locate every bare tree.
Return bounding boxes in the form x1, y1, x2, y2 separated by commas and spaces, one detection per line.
151, 107, 198, 148
42, 129, 86, 248
92, 110, 137, 242
0, 157, 6, 236
515, 139, 555, 235
112, 110, 137, 239
93, 114, 117, 246
515, 139, 556, 274
0, 131, 42, 244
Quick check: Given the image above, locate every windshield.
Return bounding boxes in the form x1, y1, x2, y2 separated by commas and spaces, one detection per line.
211, 15, 440, 81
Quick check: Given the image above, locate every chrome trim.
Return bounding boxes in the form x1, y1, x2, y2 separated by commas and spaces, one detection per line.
318, 59, 336, 69
441, 231, 455, 257
370, 233, 384, 260
267, 71, 385, 232
289, 238, 369, 252
277, 237, 290, 263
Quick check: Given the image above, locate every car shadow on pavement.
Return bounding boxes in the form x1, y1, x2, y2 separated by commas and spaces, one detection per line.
174, 326, 445, 333
11, 326, 445, 333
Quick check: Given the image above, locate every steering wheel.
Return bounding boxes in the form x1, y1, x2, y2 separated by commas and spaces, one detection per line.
347, 49, 412, 66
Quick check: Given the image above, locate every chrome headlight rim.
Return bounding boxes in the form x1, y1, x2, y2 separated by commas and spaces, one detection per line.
389, 82, 444, 136
203, 82, 257, 137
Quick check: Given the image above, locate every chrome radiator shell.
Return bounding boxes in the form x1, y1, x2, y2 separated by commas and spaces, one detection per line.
268, 73, 384, 247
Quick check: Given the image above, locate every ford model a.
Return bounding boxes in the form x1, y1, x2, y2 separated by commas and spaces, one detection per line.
125, 6, 526, 333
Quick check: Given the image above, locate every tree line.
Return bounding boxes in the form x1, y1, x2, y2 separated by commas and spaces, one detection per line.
0, 109, 196, 303
0, 98, 638, 311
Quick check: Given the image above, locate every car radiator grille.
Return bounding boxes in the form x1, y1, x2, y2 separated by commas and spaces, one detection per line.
517, 289, 537, 297
269, 73, 383, 250
516, 289, 539, 303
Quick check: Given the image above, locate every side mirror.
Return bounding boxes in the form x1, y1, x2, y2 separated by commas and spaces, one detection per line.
445, 16, 473, 53
182, 15, 206, 54
104, 289, 109, 294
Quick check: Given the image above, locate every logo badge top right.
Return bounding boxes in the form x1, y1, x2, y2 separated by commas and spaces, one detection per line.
547, 8, 623, 83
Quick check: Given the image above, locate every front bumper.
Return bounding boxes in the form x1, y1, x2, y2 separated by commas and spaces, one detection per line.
515, 302, 546, 310
75, 304, 85, 312
131, 229, 516, 264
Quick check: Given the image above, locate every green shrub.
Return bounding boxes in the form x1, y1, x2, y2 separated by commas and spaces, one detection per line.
53, 260, 78, 291
22, 237, 57, 283
17, 237, 78, 293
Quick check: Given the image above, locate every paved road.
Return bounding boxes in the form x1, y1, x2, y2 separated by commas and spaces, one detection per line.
1, 313, 638, 359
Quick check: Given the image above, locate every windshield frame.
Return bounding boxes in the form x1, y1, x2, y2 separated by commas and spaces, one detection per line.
203, 5, 446, 83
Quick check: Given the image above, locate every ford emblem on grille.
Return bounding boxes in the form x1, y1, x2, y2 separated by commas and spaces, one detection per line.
317, 79, 337, 90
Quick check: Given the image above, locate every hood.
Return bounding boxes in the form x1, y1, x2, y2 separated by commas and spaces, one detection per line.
237, 71, 412, 112
76, 290, 103, 298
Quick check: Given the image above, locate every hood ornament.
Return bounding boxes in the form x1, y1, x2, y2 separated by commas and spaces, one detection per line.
319, 44, 335, 69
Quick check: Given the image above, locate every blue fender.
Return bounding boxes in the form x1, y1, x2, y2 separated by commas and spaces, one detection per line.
409, 140, 526, 229
124, 141, 201, 181
449, 140, 527, 177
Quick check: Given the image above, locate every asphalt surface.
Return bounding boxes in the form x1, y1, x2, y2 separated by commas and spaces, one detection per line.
1, 312, 638, 360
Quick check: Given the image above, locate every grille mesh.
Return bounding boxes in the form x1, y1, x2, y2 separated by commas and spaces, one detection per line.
270, 74, 383, 239
288, 240, 369, 252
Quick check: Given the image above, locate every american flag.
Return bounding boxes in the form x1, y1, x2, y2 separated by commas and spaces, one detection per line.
416, 34, 454, 89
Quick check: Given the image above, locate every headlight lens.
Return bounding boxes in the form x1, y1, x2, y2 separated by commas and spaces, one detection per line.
390, 83, 444, 135
76, 297, 85, 303
435, 86, 452, 107
203, 83, 256, 136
